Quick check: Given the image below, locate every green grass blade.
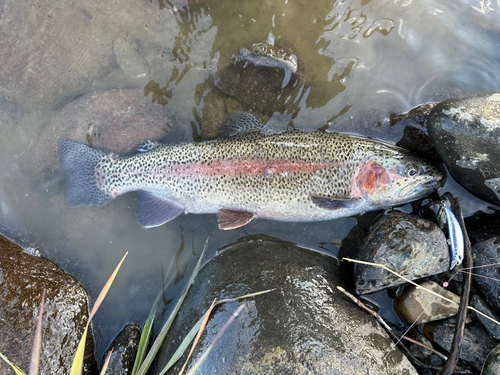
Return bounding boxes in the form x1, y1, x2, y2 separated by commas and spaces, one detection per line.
0, 352, 26, 375
131, 283, 169, 375
159, 288, 276, 375
135, 239, 207, 375
157, 311, 208, 375
70, 252, 128, 375
29, 289, 46, 375
178, 299, 216, 375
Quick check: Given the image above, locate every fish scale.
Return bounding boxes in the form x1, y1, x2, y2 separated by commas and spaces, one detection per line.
59, 112, 442, 229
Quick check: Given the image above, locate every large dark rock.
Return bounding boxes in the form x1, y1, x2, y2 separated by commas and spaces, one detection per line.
32, 89, 173, 171
355, 212, 449, 295
471, 295, 500, 340
424, 319, 497, 371
0, 235, 97, 374
150, 235, 417, 375
471, 238, 500, 312
427, 93, 500, 205
102, 324, 141, 375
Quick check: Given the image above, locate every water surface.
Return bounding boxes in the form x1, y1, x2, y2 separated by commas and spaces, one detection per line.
0, 0, 499, 360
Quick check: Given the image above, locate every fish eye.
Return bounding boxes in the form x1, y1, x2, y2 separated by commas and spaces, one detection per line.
405, 163, 419, 177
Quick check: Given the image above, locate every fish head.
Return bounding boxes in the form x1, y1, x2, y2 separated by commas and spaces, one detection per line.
354, 145, 443, 207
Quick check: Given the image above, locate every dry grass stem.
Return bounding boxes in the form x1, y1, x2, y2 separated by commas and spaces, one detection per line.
343, 258, 500, 326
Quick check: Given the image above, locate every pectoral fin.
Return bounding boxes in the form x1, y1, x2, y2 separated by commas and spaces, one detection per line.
311, 195, 361, 210
137, 191, 184, 228
218, 209, 256, 230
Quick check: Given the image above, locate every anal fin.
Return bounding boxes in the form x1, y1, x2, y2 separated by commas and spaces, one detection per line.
218, 209, 256, 230
137, 191, 184, 228
311, 195, 361, 210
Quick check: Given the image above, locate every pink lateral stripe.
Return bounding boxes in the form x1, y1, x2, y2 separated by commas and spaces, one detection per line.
169, 159, 339, 177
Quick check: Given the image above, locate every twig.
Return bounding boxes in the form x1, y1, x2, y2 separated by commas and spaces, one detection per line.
396, 335, 447, 361
337, 286, 391, 330
342, 258, 500, 326
442, 198, 473, 375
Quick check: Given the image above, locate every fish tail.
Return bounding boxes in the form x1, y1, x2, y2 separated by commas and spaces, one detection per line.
59, 140, 114, 207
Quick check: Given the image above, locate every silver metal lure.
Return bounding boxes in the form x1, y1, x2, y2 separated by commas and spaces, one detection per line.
441, 202, 464, 270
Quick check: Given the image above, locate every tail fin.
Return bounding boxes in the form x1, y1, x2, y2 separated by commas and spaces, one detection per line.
59, 140, 114, 207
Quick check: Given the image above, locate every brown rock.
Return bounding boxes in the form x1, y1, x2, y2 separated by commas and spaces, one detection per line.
394, 281, 460, 325
0, 234, 97, 374
32, 89, 173, 171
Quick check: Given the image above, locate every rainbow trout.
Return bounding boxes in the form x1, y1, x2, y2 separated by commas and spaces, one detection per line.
59, 112, 442, 230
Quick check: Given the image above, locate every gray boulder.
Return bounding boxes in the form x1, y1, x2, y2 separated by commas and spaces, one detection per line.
150, 235, 417, 375
427, 93, 500, 205
355, 212, 449, 295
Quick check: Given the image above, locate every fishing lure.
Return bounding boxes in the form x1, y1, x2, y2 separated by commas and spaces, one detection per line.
441, 202, 464, 270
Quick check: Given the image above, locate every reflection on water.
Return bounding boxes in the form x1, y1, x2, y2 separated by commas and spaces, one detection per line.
0, 0, 500, 360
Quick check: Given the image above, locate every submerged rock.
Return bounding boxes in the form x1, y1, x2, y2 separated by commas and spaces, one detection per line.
482, 344, 500, 375
102, 324, 141, 375
427, 92, 500, 205
150, 235, 418, 375
32, 89, 173, 171
0, 235, 97, 374
355, 212, 449, 295
393, 281, 460, 325
215, 42, 306, 115
424, 319, 497, 370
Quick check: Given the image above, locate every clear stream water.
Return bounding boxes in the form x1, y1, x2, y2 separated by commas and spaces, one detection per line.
0, 0, 499, 361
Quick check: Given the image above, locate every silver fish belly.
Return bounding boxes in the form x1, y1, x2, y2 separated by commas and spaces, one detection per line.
59, 112, 442, 230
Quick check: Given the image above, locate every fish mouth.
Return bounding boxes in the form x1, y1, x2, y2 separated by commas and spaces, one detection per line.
399, 175, 442, 198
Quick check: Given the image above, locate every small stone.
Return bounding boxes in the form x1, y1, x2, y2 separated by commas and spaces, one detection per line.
427, 93, 500, 205
355, 212, 450, 295
393, 281, 461, 325
482, 344, 500, 375
102, 324, 141, 375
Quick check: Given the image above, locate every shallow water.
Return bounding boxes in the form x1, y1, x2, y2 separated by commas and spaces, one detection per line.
0, 0, 499, 362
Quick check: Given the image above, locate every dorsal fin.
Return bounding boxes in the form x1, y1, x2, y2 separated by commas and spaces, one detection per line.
217, 111, 267, 137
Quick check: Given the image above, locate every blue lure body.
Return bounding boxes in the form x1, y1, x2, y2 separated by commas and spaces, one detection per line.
441, 203, 464, 270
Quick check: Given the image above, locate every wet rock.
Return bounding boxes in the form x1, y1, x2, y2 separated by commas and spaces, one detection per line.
393, 281, 461, 325
471, 295, 500, 340
465, 209, 500, 245
32, 89, 173, 171
425, 319, 497, 370
471, 238, 500, 312
0, 235, 97, 374
150, 235, 418, 375
427, 92, 500, 205
102, 324, 141, 375
355, 212, 450, 295
482, 344, 500, 375
215, 43, 307, 115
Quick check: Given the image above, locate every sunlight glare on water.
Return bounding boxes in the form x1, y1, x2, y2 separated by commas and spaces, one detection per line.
0, 0, 499, 359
